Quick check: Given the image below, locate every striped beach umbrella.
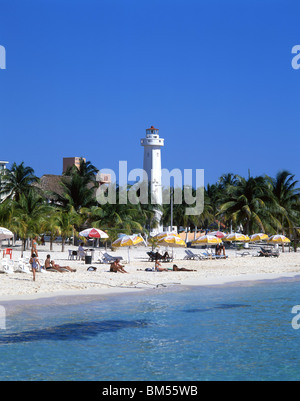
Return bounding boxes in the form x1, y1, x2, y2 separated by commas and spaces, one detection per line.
157, 234, 186, 248
192, 235, 222, 245
268, 235, 291, 244
208, 231, 227, 239
157, 234, 186, 260
112, 234, 146, 263
250, 233, 269, 242
154, 232, 178, 240
79, 228, 109, 239
224, 233, 250, 242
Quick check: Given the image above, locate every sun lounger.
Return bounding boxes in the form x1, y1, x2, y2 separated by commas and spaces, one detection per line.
236, 251, 251, 257
0, 258, 14, 274
184, 250, 203, 260
98, 252, 124, 264
147, 251, 172, 262
15, 258, 31, 274
258, 247, 280, 257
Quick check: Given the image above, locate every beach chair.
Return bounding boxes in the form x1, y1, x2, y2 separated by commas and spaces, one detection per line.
68, 250, 77, 260
185, 250, 203, 260
201, 251, 217, 260
184, 250, 192, 260
98, 252, 124, 264
147, 251, 156, 262
0, 258, 14, 274
15, 258, 31, 274
104, 252, 124, 262
258, 247, 280, 258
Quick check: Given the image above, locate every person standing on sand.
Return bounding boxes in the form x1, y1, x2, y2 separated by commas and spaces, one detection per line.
29, 253, 41, 282
31, 236, 39, 257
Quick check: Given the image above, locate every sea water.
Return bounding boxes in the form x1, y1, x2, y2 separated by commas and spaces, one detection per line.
1, 278, 300, 381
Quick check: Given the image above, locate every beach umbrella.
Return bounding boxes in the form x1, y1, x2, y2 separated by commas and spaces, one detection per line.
250, 233, 269, 242
192, 235, 222, 245
208, 231, 227, 239
224, 233, 250, 242
154, 232, 178, 240
0, 227, 14, 241
112, 234, 146, 263
157, 234, 186, 247
268, 235, 291, 244
157, 234, 186, 260
79, 228, 109, 239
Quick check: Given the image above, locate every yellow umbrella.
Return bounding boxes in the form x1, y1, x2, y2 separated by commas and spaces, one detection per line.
154, 232, 178, 240
157, 234, 186, 247
192, 235, 222, 245
224, 233, 250, 242
157, 234, 186, 260
112, 234, 146, 263
268, 235, 291, 244
250, 233, 269, 242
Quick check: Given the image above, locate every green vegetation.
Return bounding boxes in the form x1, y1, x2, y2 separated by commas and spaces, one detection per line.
0, 159, 299, 250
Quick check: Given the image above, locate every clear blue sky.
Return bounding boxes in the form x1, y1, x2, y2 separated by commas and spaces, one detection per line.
0, 0, 300, 186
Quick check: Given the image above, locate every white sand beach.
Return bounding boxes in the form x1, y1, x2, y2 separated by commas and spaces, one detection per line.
0, 242, 299, 302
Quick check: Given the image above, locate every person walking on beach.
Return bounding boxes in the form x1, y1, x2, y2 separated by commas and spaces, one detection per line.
29, 253, 41, 282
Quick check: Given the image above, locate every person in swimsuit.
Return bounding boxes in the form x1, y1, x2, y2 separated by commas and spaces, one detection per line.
29, 253, 41, 281
155, 259, 168, 272
31, 237, 39, 257
110, 259, 128, 273
172, 264, 196, 272
45, 255, 76, 272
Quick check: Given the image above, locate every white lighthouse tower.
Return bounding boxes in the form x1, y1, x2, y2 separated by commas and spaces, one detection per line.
141, 126, 164, 233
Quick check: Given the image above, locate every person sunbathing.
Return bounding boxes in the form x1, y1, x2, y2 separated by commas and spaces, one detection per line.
172, 264, 196, 272
110, 259, 128, 273
45, 255, 76, 272
155, 259, 168, 272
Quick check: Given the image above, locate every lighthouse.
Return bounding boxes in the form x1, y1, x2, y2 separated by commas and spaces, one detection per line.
141, 126, 164, 233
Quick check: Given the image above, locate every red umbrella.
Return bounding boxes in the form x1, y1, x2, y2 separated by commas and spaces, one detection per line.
79, 228, 109, 239
209, 231, 227, 238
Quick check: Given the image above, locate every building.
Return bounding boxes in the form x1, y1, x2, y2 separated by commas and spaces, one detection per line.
63, 157, 86, 174
141, 126, 164, 233
0, 161, 8, 172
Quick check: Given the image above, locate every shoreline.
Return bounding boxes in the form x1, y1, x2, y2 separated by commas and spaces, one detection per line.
1, 270, 300, 305
0, 243, 299, 305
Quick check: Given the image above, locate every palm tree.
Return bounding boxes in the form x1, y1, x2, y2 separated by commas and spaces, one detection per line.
56, 159, 99, 212
55, 208, 81, 252
0, 162, 39, 202
10, 189, 52, 254
266, 170, 300, 235
219, 175, 276, 235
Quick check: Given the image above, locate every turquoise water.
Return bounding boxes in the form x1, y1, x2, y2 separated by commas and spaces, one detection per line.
1, 279, 300, 381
